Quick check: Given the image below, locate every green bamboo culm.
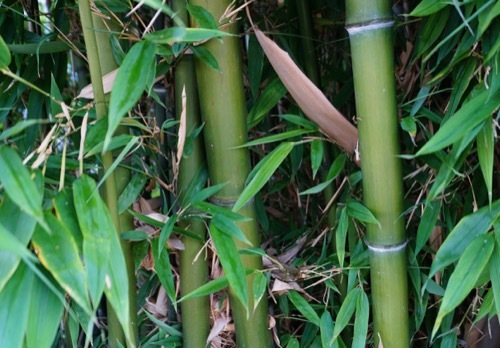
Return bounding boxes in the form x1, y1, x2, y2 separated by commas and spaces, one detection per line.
189, 0, 272, 346
345, 1, 409, 347
173, 0, 211, 347
77, 2, 137, 346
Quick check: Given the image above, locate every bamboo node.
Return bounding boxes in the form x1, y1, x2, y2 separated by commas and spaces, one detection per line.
346, 20, 394, 35
365, 239, 407, 253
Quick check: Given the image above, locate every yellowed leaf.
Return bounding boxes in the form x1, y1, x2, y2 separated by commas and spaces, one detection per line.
254, 29, 358, 156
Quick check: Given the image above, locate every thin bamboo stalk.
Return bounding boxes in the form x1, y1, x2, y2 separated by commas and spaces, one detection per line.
173, 0, 211, 346
345, 1, 409, 347
189, 1, 271, 346
78, 3, 137, 346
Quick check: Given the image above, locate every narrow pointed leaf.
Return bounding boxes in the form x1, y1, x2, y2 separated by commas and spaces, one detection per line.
489, 232, 500, 318
73, 175, 112, 306
347, 200, 380, 226
320, 311, 334, 348
332, 287, 360, 344
146, 27, 232, 44
352, 290, 369, 347
432, 233, 494, 338
32, 214, 90, 311
288, 290, 320, 326
254, 29, 358, 155
252, 272, 268, 311
477, 118, 494, 204
233, 142, 294, 212
247, 77, 288, 128
209, 223, 248, 311
310, 139, 323, 180
158, 214, 177, 258
336, 206, 348, 268
212, 214, 252, 245
0, 34, 11, 68
415, 200, 441, 255
106, 40, 156, 149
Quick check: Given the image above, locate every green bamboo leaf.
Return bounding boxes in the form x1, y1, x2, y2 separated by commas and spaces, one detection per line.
320, 311, 334, 348
429, 200, 499, 278
332, 287, 360, 344
0, 119, 50, 141
0, 35, 11, 69
98, 136, 139, 191
189, 182, 227, 204
158, 214, 177, 258
278, 114, 318, 131
409, 0, 448, 16
212, 214, 252, 245
209, 223, 248, 311
26, 276, 64, 348
133, 0, 181, 26
416, 88, 500, 156
237, 129, 311, 148
179, 274, 230, 302
0, 146, 47, 230
191, 45, 220, 72
121, 230, 149, 241
144, 310, 182, 337
103, 217, 132, 344
432, 233, 494, 339
287, 290, 320, 326
85, 134, 135, 157
118, 173, 147, 214
32, 213, 90, 311
73, 175, 112, 306
0, 194, 37, 292
233, 142, 294, 212
415, 200, 441, 255
54, 189, 83, 251
310, 140, 323, 180
106, 41, 156, 150
0, 262, 33, 348
193, 201, 250, 221
252, 272, 268, 311
477, 118, 494, 204
352, 290, 369, 348
247, 77, 288, 128
7, 41, 72, 55
186, 4, 218, 30
490, 232, 500, 318
300, 154, 346, 195
336, 206, 348, 268
346, 200, 380, 227
286, 337, 300, 348
146, 27, 232, 44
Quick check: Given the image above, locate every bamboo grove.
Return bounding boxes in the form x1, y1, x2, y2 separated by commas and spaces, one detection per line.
0, 0, 499, 347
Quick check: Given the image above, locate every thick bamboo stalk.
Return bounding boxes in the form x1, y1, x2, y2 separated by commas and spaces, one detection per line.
173, 0, 211, 347
345, 1, 409, 347
189, 1, 271, 346
78, 2, 137, 346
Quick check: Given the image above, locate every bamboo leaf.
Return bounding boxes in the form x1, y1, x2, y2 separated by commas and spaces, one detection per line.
179, 274, 231, 302
0, 194, 37, 292
0, 119, 50, 141
193, 201, 250, 222
347, 200, 380, 227
103, 217, 132, 344
0, 146, 46, 230
0, 262, 33, 348
98, 136, 139, 192
191, 45, 220, 72
32, 213, 90, 312
158, 214, 177, 258
0, 35, 11, 69
490, 230, 500, 318
352, 290, 369, 348
336, 206, 348, 268
409, 0, 448, 16
118, 173, 148, 214
189, 182, 227, 204
233, 142, 294, 212
73, 175, 112, 306
186, 4, 218, 30
415, 200, 441, 255
332, 287, 360, 344
26, 276, 64, 348
252, 272, 268, 311
106, 40, 156, 150
146, 27, 233, 44
212, 214, 252, 245
429, 200, 499, 278
416, 88, 500, 156
247, 77, 288, 128
254, 29, 358, 155
477, 118, 494, 204
310, 140, 323, 180
133, 0, 181, 26
320, 311, 334, 348
144, 310, 182, 337
209, 223, 248, 311
432, 233, 494, 338
300, 154, 346, 195
238, 129, 311, 148
287, 290, 320, 326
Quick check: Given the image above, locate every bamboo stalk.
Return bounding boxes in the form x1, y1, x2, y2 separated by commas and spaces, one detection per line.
77, 2, 137, 346
173, 1, 211, 347
345, 1, 409, 346
189, 1, 271, 346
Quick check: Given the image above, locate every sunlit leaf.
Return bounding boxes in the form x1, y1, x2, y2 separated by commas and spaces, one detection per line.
429, 200, 499, 278
432, 233, 494, 338
233, 142, 294, 212
32, 214, 90, 311
73, 175, 112, 306
106, 40, 156, 150
288, 290, 320, 326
